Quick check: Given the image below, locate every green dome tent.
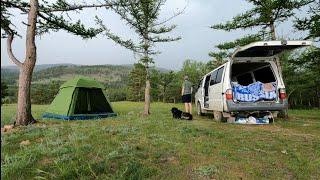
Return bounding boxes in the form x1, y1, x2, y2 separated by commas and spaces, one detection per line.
43, 77, 116, 120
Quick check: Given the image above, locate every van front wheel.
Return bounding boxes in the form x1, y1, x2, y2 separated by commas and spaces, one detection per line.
213, 111, 222, 121
197, 102, 204, 116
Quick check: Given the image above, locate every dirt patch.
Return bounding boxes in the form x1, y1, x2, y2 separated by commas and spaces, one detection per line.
39, 157, 53, 165
1, 125, 14, 133
20, 140, 31, 146
159, 155, 179, 165
87, 152, 104, 162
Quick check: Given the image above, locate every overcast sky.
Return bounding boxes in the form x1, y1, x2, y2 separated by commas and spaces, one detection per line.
1, 0, 308, 70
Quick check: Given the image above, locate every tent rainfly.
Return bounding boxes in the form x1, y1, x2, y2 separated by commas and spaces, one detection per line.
43, 77, 116, 120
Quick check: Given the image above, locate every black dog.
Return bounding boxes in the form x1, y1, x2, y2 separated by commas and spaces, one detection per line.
171, 107, 193, 120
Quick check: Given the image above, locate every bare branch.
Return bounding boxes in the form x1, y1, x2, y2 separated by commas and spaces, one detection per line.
153, 5, 186, 26
7, 33, 23, 68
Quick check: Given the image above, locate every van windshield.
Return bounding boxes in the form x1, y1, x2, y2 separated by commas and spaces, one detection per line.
231, 62, 276, 86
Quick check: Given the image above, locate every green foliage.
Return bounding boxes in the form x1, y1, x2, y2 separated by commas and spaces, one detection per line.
1, 69, 19, 85
158, 71, 176, 102
96, 0, 181, 57
282, 47, 320, 108
96, 0, 181, 114
294, 0, 320, 41
211, 0, 312, 33
207, 51, 228, 70
180, 59, 208, 84
31, 81, 62, 104
127, 63, 175, 101
1, 0, 114, 38
106, 88, 127, 102
127, 63, 147, 101
210, 0, 313, 53
96, 0, 181, 77
215, 33, 264, 50
1, 64, 132, 103
1, 82, 9, 105
1, 3, 16, 36
165, 75, 183, 103
126, 60, 210, 103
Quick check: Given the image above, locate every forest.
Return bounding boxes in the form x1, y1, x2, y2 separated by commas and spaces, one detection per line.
2, 50, 319, 109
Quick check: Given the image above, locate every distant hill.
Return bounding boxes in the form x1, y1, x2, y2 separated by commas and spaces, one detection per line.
1, 63, 169, 86
1, 63, 77, 72
1, 64, 132, 86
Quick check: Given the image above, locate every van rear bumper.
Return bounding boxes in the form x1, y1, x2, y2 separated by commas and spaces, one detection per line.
226, 100, 288, 112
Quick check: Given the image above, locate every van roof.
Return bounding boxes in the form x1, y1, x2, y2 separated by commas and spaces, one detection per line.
232, 40, 312, 58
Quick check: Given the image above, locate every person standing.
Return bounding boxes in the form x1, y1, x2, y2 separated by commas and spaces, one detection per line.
181, 76, 193, 114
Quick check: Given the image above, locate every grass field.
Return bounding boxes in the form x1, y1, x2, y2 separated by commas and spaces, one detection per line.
1, 102, 320, 179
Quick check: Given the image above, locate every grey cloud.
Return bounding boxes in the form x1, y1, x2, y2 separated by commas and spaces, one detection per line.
1, 0, 303, 70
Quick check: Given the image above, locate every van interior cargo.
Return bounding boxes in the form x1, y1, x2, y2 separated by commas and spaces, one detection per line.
231, 62, 276, 86
231, 62, 278, 102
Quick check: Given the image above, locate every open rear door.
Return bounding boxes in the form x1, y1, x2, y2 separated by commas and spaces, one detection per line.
232, 40, 312, 59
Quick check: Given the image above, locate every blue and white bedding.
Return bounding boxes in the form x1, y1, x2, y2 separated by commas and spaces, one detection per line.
232, 81, 277, 102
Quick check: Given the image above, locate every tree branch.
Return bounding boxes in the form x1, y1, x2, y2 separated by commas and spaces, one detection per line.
43, 2, 118, 13
7, 33, 23, 68
153, 5, 186, 26
1, 0, 118, 13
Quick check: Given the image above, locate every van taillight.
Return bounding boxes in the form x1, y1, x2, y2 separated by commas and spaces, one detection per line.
226, 89, 233, 100
279, 88, 286, 99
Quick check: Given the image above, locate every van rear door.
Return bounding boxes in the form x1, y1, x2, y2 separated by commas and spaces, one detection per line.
232, 40, 312, 59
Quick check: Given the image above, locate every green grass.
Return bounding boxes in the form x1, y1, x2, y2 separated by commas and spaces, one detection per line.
1, 102, 320, 179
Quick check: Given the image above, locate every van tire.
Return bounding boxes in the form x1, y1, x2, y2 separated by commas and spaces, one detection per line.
197, 102, 204, 116
213, 111, 222, 121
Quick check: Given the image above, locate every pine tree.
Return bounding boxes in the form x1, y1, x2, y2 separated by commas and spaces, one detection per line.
158, 71, 175, 102
96, 0, 181, 115
294, 0, 319, 41
210, 0, 312, 52
293, 0, 320, 108
1, 0, 117, 125
127, 63, 147, 101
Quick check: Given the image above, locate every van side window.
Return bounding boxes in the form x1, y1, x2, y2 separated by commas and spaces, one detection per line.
215, 67, 224, 84
210, 70, 218, 85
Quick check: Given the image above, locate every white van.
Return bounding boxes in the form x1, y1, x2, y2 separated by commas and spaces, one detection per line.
194, 40, 312, 121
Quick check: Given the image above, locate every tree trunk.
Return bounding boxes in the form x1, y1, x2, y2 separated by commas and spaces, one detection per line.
15, 0, 38, 125
142, 33, 151, 115
162, 86, 166, 103
270, 21, 276, 41
16, 66, 35, 125
143, 72, 151, 115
